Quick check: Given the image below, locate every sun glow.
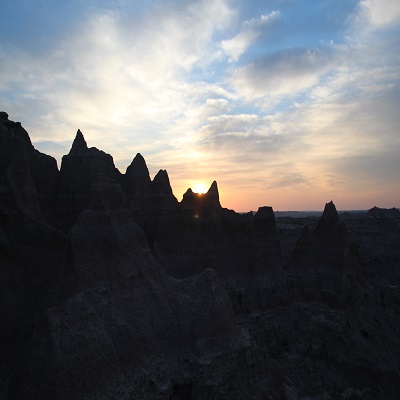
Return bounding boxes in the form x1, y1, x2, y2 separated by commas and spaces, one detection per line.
192, 183, 208, 194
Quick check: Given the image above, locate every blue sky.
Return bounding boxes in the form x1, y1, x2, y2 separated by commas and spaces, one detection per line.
1, 0, 399, 211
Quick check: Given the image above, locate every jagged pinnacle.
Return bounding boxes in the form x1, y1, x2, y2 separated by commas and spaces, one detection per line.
207, 181, 219, 197
69, 129, 88, 155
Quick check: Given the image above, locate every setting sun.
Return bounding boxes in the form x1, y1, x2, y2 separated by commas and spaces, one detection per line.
192, 183, 208, 194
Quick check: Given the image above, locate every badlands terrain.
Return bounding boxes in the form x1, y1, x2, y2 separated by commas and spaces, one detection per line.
1, 111, 399, 399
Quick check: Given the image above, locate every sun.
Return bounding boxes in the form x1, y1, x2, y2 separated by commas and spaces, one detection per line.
192, 183, 208, 194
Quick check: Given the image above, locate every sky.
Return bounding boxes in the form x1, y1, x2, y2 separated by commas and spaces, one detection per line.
1, 0, 399, 211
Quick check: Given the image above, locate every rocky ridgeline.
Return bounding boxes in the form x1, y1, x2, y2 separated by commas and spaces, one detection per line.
1, 112, 400, 399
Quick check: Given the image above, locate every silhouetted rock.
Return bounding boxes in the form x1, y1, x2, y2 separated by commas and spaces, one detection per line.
180, 180, 222, 220
7, 175, 241, 399
154, 182, 286, 313
285, 201, 351, 304
0, 111, 9, 121
52, 129, 122, 232
368, 206, 400, 219
69, 128, 87, 154
152, 169, 173, 195
0, 113, 59, 216
203, 180, 221, 213
181, 187, 197, 210
0, 115, 66, 398
0, 226, 34, 390
128, 168, 180, 249
1, 117, 39, 217
2, 114, 400, 399
123, 153, 151, 206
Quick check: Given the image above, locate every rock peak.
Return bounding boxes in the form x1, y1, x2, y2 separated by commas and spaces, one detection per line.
320, 200, 339, 223
314, 200, 346, 244
134, 152, 145, 162
0, 111, 9, 120
207, 180, 219, 197
154, 169, 169, 182
124, 153, 151, 203
152, 169, 173, 195
202, 180, 221, 212
254, 206, 275, 222
184, 188, 194, 196
127, 153, 150, 178
69, 129, 88, 155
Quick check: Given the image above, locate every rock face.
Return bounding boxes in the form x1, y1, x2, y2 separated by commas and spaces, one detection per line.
1, 113, 400, 399
137, 168, 180, 246
123, 152, 151, 209
0, 115, 246, 399
0, 112, 59, 216
52, 129, 122, 232
7, 175, 241, 399
0, 114, 66, 397
0, 112, 65, 283
152, 182, 286, 313
285, 201, 349, 304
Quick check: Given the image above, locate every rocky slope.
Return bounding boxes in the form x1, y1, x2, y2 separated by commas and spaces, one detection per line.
1, 112, 399, 399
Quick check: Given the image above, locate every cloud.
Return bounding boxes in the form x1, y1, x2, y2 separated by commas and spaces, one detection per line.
205, 113, 260, 133
268, 173, 309, 189
1, 0, 399, 211
197, 113, 289, 154
360, 0, 400, 28
0, 0, 235, 153
230, 46, 337, 106
220, 11, 280, 62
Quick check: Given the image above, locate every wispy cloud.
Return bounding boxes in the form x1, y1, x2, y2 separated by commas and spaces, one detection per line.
220, 11, 280, 62
230, 46, 337, 107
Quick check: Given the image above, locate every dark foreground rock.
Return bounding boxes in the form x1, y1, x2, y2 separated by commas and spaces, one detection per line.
285, 201, 349, 304
150, 183, 287, 313
1, 113, 399, 399
6, 175, 244, 399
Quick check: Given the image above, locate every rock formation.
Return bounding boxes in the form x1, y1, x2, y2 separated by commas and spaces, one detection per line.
123, 152, 151, 208
368, 206, 400, 219
0, 115, 246, 399
1, 112, 399, 399
7, 174, 242, 399
151, 182, 286, 313
0, 113, 66, 399
0, 112, 59, 216
52, 129, 122, 232
285, 201, 350, 304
